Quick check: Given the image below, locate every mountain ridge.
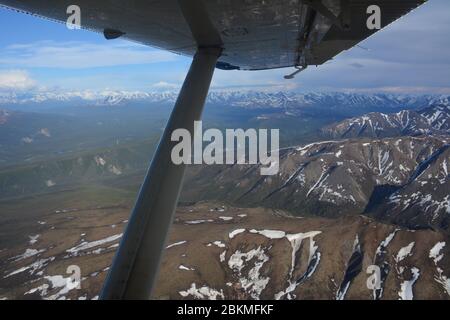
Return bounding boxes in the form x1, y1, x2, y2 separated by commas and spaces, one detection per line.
322, 104, 450, 139
1, 90, 449, 111
182, 135, 450, 231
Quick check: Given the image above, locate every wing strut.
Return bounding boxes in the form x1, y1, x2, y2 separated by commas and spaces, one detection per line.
100, 46, 221, 299
100, 0, 222, 300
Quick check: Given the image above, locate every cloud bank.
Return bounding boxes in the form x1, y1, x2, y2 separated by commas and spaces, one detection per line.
0, 70, 36, 90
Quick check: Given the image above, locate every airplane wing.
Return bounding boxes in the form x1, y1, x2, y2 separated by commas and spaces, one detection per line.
0, 0, 427, 70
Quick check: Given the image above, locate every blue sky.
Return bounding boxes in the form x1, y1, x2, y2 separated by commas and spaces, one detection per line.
0, 0, 449, 94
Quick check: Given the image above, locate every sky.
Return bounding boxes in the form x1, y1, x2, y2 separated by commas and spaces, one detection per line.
0, 0, 449, 94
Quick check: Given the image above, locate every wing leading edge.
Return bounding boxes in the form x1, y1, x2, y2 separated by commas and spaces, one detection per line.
0, 0, 426, 70
0, 0, 427, 70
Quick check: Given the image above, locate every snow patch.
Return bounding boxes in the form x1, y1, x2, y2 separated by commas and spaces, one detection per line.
178, 265, 195, 271
179, 283, 224, 300
185, 219, 214, 224
28, 234, 40, 245
249, 229, 285, 239
429, 242, 450, 296
208, 241, 225, 248
229, 229, 246, 239
228, 246, 270, 299
395, 242, 415, 263
4, 257, 55, 278
45, 180, 56, 187
12, 248, 45, 261
25, 274, 78, 300
166, 240, 187, 249
429, 242, 446, 264
398, 267, 420, 300
66, 234, 122, 256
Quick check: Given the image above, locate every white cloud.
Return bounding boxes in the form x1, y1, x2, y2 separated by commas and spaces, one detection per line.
151, 81, 180, 90
0, 41, 178, 69
0, 70, 36, 90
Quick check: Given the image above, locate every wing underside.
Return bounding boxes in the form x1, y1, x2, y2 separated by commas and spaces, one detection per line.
0, 0, 426, 70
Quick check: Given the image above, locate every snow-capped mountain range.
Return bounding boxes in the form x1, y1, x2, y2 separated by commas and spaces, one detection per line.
1, 90, 449, 111
322, 104, 450, 138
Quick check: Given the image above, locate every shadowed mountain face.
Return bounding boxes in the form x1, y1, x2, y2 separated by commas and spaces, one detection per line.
321, 104, 450, 139
182, 135, 449, 230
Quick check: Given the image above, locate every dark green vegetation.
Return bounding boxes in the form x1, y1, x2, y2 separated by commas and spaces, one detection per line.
2, 91, 435, 200
0, 101, 347, 200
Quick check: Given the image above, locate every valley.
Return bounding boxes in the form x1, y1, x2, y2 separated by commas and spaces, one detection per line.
0, 91, 449, 300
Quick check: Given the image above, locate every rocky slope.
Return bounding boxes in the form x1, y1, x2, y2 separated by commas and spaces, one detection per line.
155, 203, 450, 300
321, 104, 450, 139
1, 200, 449, 300
183, 135, 449, 230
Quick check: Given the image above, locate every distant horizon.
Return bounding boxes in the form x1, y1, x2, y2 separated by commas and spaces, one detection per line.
1, 88, 450, 111
2, 87, 450, 97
